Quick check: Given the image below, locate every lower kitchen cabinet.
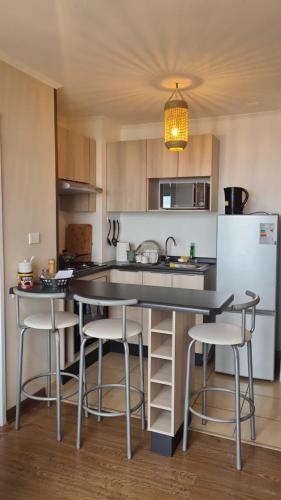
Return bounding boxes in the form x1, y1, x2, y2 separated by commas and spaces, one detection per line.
142, 271, 172, 287
78, 271, 109, 282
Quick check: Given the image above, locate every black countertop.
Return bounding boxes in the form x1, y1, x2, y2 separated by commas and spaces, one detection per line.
74, 258, 216, 278
11, 281, 233, 316
70, 281, 232, 315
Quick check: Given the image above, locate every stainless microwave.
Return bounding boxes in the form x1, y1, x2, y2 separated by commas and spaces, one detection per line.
159, 179, 210, 210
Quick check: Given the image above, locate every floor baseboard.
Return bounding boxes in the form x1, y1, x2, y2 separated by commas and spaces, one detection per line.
6, 388, 46, 424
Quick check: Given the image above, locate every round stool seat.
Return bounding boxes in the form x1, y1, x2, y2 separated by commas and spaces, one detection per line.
24, 311, 79, 330
188, 322, 251, 346
83, 318, 142, 340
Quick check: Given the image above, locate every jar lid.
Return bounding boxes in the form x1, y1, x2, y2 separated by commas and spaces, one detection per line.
18, 262, 32, 272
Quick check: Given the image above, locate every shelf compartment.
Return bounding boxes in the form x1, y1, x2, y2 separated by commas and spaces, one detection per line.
151, 332, 172, 359
149, 407, 172, 435
150, 358, 172, 385
150, 383, 172, 410
150, 310, 174, 333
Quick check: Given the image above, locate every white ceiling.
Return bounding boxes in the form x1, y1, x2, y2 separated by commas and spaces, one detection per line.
1, 0, 281, 123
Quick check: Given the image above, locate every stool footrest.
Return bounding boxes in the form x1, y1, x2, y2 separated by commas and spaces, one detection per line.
21, 371, 79, 402
83, 383, 144, 418
189, 386, 255, 424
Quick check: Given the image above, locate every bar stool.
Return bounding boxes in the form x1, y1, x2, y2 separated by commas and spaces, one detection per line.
182, 290, 260, 470
74, 295, 145, 459
13, 287, 79, 441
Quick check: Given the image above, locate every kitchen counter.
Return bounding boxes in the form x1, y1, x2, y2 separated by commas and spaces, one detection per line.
70, 280, 229, 315
11, 279, 230, 316
73, 258, 216, 278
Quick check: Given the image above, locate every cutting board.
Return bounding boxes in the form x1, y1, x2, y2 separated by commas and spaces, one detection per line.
65, 224, 92, 261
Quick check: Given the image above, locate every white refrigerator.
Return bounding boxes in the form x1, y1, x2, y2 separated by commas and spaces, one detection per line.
215, 214, 278, 381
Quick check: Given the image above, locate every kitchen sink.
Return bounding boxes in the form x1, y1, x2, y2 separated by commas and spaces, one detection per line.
156, 261, 209, 271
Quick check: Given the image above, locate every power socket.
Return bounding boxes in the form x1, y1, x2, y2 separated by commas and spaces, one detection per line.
28, 232, 40, 245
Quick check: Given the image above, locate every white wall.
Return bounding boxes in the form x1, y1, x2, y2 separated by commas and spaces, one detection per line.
0, 60, 56, 410
120, 110, 281, 348
119, 212, 217, 258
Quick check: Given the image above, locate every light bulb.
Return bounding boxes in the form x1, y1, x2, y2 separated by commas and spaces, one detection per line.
171, 127, 178, 137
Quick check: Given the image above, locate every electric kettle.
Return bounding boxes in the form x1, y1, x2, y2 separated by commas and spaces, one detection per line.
224, 187, 249, 214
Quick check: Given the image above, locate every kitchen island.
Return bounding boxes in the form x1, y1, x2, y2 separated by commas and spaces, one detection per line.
12, 281, 233, 456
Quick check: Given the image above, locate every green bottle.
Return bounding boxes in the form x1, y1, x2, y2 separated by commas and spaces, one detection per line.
190, 242, 195, 260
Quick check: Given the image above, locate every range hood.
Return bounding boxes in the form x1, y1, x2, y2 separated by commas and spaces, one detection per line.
58, 180, 103, 195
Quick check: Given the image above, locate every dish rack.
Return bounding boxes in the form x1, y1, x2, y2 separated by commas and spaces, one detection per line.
136, 240, 161, 264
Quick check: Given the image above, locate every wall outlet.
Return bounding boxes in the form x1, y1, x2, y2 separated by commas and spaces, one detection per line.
28, 232, 40, 245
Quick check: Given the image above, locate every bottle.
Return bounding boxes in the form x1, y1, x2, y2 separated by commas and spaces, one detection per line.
48, 258, 56, 276
190, 242, 195, 260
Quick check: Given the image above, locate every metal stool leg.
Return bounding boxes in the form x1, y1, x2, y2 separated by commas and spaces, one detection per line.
15, 328, 27, 430
47, 330, 52, 408
138, 332, 146, 431
97, 338, 103, 422
233, 345, 242, 471
124, 340, 132, 459
77, 337, 87, 449
83, 357, 89, 419
247, 340, 256, 440
183, 339, 196, 452
202, 342, 208, 425
55, 330, 62, 442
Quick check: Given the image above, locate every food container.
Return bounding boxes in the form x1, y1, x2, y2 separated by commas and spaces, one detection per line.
18, 261, 33, 289
116, 242, 130, 262
127, 250, 136, 263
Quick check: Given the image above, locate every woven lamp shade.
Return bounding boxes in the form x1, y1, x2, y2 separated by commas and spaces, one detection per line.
164, 87, 189, 151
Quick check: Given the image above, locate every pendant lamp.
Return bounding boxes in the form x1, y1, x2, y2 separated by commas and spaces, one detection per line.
164, 83, 188, 151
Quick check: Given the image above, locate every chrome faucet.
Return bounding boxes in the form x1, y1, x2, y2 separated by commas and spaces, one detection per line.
165, 236, 177, 260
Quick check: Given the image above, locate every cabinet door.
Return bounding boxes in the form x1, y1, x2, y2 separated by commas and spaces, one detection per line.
147, 138, 178, 178
78, 271, 109, 281
178, 134, 216, 178
143, 272, 172, 287
107, 140, 147, 212
172, 274, 204, 290
88, 138, 96, 211
69, 130, 90, 183
57, 126, 70, 180
109, 270, 143, 325
57, 126, 90, 183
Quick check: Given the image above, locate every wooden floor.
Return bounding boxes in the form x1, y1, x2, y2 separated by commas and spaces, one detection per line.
1, 404, 281, 500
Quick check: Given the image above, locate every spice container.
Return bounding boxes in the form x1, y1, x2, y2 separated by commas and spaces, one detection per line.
18, 260, 33, 289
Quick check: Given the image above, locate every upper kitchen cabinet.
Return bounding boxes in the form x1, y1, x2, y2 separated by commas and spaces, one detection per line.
107, 140, 147, 212
58, 127, 97, 212
178, 134, 219, 178
57, 126, 90, 183
147, 138, 178, 178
